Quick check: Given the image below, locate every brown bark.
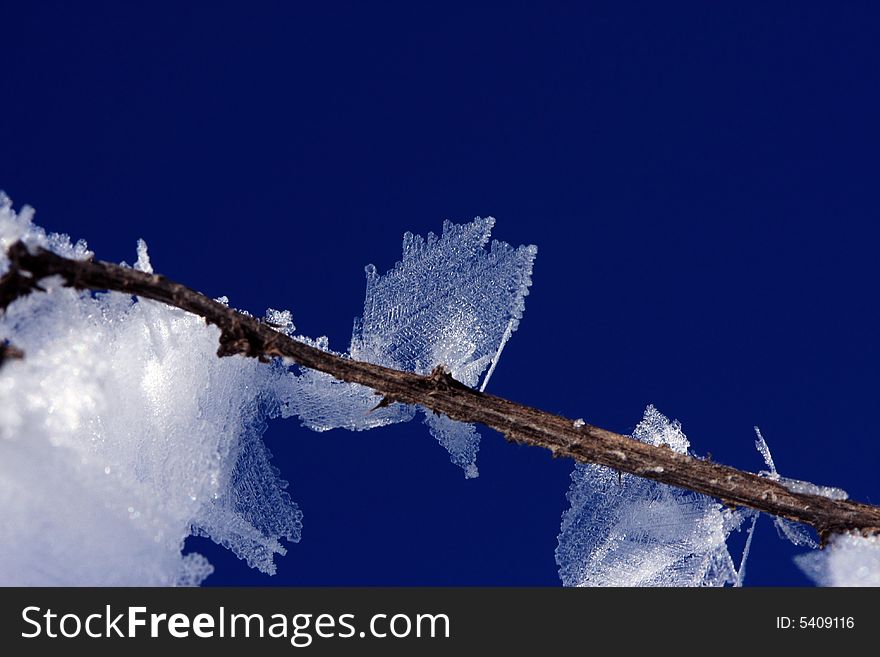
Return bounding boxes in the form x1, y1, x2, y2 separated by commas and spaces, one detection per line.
2, 240, 878, 540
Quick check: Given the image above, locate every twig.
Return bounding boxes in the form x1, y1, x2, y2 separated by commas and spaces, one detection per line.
2, 240, 878, 540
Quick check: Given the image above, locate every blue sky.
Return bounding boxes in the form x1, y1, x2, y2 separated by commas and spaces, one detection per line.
3, 2, 879, 585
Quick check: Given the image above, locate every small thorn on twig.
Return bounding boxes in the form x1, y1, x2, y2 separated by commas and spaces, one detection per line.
427, 364, 470, 394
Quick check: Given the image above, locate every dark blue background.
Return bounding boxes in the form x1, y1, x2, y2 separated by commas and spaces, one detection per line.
3, 2, 878, 586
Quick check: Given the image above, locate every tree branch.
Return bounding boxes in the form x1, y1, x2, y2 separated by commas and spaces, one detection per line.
2, 240, 878, 540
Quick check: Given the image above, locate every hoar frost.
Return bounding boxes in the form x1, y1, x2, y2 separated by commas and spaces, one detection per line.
283, 217, 537, 478
0, 194, 535, 584
753, 427, 880, 586
9, 191, 873, 588
556, 406, 745, 587
752, 427, 822, 549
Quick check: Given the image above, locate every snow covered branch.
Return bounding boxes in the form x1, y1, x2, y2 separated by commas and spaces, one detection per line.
3, 240, 879, 542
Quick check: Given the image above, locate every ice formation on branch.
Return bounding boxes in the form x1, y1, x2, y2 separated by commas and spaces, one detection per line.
753, 427, 840, 549
556, 406, 744, 587
753, 427, 880, 586
284, 217, 537, 478
0, 195, 535, 584
755, 427, 847, 502
0, 195, 303, 584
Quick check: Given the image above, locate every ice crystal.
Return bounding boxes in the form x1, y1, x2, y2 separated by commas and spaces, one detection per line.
285, 217, 537, 477
734, 511, 759, 587
752, 427, 838, 549
753, 427, 879, 584
556, 405, 743, 587
0, 196, 535, 584
175, 552, 215, 587
755, 427, 847, 502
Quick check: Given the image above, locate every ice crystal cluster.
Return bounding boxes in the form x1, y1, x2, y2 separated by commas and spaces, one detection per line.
0, 195, 535, 584
0, 196, 303, 585
284, 217, 537, 478
752, 427, 821, 549
557, 409, 879, 587
556, 406, 746, 587
751, 427, 880, 586
2, 192, 876, 587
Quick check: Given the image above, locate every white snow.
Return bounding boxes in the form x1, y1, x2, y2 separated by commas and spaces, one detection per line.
795, 532, 880, 587
0, 194, 303, 584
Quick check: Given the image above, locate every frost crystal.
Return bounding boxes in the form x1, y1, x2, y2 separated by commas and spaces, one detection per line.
753, 427, 878, 584
0, 195, 301, 584
754, 426, 848, 502
776, 478, 849, 501
285, 217, 537, 477
423, 413, 481, 480
263, 308, 295, 335
135, 238, 153, 273
556, 405, 742, 587
735, 511, 759, 587
175, 552, 215, 587
0, 197, 535, 584
282, 345, 416, 432
753, 427, 835, 549
795, 532, 880, 587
